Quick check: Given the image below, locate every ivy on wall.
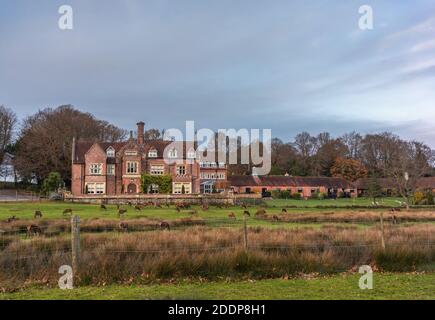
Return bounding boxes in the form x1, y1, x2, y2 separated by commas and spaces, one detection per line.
141, 174, 172, 194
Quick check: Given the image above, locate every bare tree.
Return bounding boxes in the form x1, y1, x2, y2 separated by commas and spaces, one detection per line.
387, 140, 432, 209
340, 131, 363, 159
0, 105, 17, 163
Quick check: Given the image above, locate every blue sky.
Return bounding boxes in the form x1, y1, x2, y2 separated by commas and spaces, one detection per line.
1, 0, 435, 146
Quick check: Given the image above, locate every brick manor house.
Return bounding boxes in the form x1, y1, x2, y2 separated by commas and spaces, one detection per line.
71, 122, 228, 196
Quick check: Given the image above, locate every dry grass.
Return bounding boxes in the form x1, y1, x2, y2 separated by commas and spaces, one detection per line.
260, 210, 435, 223
0, 224, 433, 289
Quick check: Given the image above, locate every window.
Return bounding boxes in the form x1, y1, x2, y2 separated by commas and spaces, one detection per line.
187, 149, 196, 159
203, 184, 213, 193
297, 188, 303, 193
126, 161, 139, 174
90, 163, 102, 175
106, 147, 115, 157
168, 149, 177, 158
148, 149, 158, 158
218, 162, 226, 168
107, 164, 115, 175
125, 150, 137, 156
86, 183, 105, 194
150, 165, 164, 175
148, 184, 159, 194
176, 165, 186, 175
173, 182, 191, 194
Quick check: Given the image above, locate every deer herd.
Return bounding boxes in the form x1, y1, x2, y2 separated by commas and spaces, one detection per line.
1, 201, 405, 238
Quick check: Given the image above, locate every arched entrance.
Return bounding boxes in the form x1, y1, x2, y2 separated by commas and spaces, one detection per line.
127, 183, 137, 194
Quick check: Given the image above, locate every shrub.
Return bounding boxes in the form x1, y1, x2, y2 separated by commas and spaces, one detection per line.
426, 192, 434, 205
292, 193, 302, 200
41, 172, 63, 195
141, 174, 172, 194
413, 190, 425, 205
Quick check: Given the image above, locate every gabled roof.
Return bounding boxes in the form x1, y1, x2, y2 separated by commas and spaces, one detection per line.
72, 140, 197, 163
229, 175, 353, 188
353, 177, 435, 189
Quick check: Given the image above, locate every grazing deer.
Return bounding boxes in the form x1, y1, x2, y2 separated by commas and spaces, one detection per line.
392, 215, 399, 225
100, 204, 107, 210
281, 208, 287, 213
188, 210, 198, 215
160, 221, 170, 230
202, 204, 209, 211
255, 209, 267, 216
155, 203, 162, 208
127, 201, 133, 207
6, 216, 18, 223
118, 209, 127, 217
165, 203, 170, 208
134, 205, 142, 211
175, 206, 181, 213
34, 211, 43, 219
243, 210, 251, 217
26, 225, 42, 238
241, 204, 247, 209
272, 215, 280, 221
63, 208, 73, 216
228, 212, 236, 220
116, 204, 120, 210
118, 222, 128, 232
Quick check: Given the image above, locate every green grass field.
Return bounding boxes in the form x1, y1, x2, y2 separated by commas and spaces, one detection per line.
1, 273, 434, 300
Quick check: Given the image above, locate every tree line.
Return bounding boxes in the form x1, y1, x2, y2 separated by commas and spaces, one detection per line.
1, 105, 434, 194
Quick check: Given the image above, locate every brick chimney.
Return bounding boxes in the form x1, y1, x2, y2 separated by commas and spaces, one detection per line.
137, 121, 145, 145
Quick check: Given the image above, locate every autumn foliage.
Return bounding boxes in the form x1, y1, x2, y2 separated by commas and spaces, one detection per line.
330, 157, 367, 182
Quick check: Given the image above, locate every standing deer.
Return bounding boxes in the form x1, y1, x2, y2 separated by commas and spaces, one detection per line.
243, 210, 251, 217
160, 221, 170, 230
228, 212, 236, 220
272, 215, 280, 221
281, 208, 287, 213
27, 225, 42, 237
100, 204, 107, 210
63, 208, 73, 216
34, 211, 43, 219
118, 222, 128, 232
118, 209, 127, 217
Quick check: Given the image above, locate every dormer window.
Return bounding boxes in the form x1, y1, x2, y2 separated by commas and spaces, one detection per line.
148, 149, 158, 158
106, 147, 115, 158
168, 149, 177, 158
187, 149, 196, 159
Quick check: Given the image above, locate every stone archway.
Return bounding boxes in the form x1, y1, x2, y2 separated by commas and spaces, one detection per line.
127, 183, 137, 194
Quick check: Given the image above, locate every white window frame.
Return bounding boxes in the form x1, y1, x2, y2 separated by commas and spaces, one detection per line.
150, 165, 164, 175
148, 149, 158, 158
86, 183, 105, 194
107, 164, 115, 175
168, 149, 177, 158
106, 147, 115, 158
89, 163, 103, 175
176, 165, 186, 175
173, 182, 192, 194
126, 161, 139, 174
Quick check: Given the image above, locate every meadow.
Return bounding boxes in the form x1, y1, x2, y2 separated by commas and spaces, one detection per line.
0, 199, 433, 299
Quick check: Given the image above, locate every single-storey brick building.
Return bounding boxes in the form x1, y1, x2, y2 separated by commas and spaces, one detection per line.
229, 175, 356, 198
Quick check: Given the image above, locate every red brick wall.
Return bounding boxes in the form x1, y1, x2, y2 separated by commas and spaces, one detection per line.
71, 164, 84, 195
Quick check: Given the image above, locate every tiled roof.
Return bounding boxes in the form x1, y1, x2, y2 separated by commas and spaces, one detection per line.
229, 175, 353, 188
73, 140, 196, 163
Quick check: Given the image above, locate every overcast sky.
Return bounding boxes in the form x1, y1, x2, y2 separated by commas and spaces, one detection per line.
1, 0, 435, 146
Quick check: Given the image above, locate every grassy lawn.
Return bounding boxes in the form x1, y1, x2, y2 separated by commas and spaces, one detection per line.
2, 273, 434, 300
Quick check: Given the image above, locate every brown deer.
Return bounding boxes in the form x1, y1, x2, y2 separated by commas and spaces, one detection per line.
243, 210, 251, 217
63, 208, 73, 216
241, 204, 247, 209
26, 225, 42, 237
281, 208, 287, 213
118, 222, 128, 232
34, 211, 43, 219
134, 205, 142, 211
160, 221, 170, 230
272, 215, 280, 221
116, 204, 120, 210
187, 210, 198, 215
118, 209, 127, 217
6, 216, 18, 223
202, 204, 209, 211
228, 212, 236, 220
255, 209, 267, 217
127, 201, 133, 207
100, 204, 107, 210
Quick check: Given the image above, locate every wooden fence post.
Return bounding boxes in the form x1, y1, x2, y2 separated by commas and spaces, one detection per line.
380, 212, 386, 251
71, 216, 81, 274
243, 215, 248, 251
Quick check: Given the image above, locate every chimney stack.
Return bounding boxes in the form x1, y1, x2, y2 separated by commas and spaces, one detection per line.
137, 121, 145, 145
